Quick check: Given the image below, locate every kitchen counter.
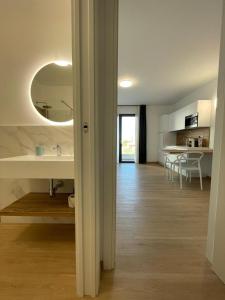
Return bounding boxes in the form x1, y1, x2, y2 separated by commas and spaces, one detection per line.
162, 146, 213, 177
163, 146, 213, 154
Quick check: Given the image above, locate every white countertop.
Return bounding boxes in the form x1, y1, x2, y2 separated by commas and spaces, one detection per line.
163, 146, 213, 153
0, 155, 74, 179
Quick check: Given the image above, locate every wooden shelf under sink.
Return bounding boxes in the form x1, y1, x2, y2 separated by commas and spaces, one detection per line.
0, 193, 74, 217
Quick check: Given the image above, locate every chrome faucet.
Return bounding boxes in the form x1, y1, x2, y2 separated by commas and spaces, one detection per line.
53, 144, 62, 156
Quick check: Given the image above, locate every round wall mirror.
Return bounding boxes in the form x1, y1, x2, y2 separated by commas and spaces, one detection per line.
31, 62, 73, 122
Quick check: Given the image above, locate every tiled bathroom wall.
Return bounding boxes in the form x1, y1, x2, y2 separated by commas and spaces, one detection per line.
0, 126, 73, 158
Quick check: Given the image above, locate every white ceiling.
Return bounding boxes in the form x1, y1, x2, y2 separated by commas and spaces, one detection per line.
118, 0, 223, 105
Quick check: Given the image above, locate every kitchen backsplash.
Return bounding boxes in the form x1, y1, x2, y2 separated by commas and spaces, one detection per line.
0, 126, 73, 158
176, 127, 210, 147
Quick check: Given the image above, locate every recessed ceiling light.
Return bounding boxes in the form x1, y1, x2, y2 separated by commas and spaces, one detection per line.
54, 60, 70, 67
119, 80, 133, 88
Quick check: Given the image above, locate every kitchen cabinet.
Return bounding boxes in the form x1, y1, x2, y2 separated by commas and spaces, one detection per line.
185, 102, 198, 116
174, 108, 186, 131
168, 110, 185, 131
196, 100, 212, 127
168, 100, 211, 132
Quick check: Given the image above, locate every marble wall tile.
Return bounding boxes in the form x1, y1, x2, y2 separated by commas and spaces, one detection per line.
0, 126, 74, 158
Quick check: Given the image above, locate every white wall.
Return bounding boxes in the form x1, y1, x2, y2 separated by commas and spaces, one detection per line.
117, 106, 139, 115
173, 79, 218, 148
146, 105, 173, 162
0, 0, 71, 125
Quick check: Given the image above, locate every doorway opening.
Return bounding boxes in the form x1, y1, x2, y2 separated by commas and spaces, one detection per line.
119, 114, 136, 163
113, 0, 225, 298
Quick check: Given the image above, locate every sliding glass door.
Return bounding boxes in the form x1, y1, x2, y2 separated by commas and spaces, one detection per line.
119, 114, 136, 163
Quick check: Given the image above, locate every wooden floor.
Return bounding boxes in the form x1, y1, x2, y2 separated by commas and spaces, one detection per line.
1, 164, 225, 299
0, 224, 76, 300
99, 164, 225, 299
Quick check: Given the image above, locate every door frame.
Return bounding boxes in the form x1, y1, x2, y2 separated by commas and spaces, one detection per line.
71, 0, 118, 297
207, 0, 225, 283
72, 0, 100, 297
119, 114, 136, 163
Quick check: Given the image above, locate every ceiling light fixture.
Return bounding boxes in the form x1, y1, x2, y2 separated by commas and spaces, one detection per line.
119, 80, 133, 88
54, 60, 70, 67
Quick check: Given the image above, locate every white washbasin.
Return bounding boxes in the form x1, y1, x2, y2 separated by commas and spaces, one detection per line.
0, 155, 74, 179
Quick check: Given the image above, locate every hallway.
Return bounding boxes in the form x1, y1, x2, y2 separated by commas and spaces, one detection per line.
100, 164, 225, 299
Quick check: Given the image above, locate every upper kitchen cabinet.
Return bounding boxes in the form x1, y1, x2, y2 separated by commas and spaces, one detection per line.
168, 100, 212, 132
174, 108, 186, 131
168, 109, 185, 132
161, 111, 184, 132
195, 100, 212, 127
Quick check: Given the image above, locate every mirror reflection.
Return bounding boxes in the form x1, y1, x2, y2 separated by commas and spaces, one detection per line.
31, 62, 73, 122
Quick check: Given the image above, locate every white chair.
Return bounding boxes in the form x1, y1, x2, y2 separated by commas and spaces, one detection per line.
163, 153, 178, 181
173, 152, 204, 190
163, 153, 171, 179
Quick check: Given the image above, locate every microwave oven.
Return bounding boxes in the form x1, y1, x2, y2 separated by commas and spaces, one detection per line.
185, 113, 198, 129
